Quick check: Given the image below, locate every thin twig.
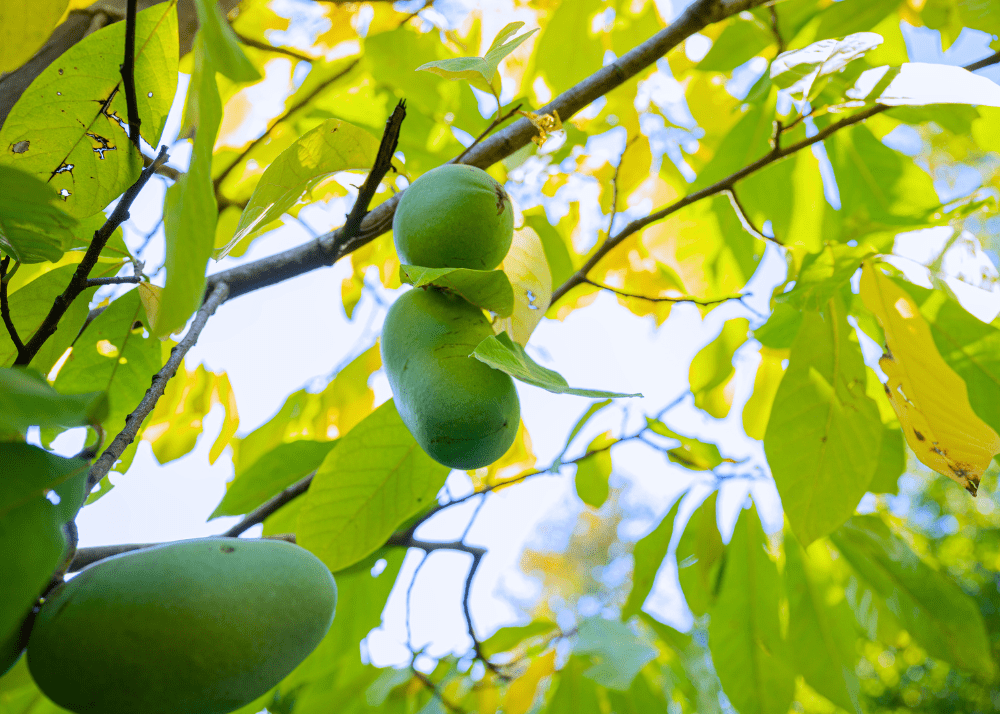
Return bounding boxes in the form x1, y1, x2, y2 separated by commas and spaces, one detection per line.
454, 103, 523, 164
405, 552, 430, 653
15, 146, 169, 365
965, 50, 1000, 73
583, 278, 743, 306
85, 276, 143, 287
233, 31, 315, 62
0, 257, 24, 357
212, 58, 362, 192
412, 669, 466, 713
768, 4, 785, 55
727, 187, 779, 244
221, 473, 313, 537
121, 0, 141, 150
142, 153, 181, 180
85, 281, 229, 492
342, 101, 406, 239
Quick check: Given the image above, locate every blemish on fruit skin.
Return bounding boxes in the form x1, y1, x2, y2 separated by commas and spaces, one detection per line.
220, 545, 236, 554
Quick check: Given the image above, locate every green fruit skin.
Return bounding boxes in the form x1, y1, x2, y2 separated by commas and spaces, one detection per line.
382, 287, 520, 469
27, 538, 336, 714
393, 164, 514, 270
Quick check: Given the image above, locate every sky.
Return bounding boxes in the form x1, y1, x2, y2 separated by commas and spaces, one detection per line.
43, 0, 1000, 669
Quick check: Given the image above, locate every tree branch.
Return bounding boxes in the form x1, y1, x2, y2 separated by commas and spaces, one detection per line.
233, 31, 315, 63
0, 257, 25, 359
205, 0, 770, 304
550, 52, 1000, 304
221, 473, 313, 537
120, 0, 141, 150
454, 103, 523, 164
342, 101, 406, 239
14, 146, 169, 366
85, 275, 143, 287
85, 281, 229, 492
583, 278, 743, 306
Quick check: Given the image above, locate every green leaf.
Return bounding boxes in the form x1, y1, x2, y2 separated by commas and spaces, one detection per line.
296, 400, 450, 572
832, 516, 994, 679
868, 426, 905, 494
0, 368, 106, 434
707, 503, 795, 714
752, 303, 802, 349
535, 0, 604, 96
211, 440, 337, 519
482, 620, 558, 656
222, 118, 380, 258
0, 266, 97, 374
692, 99, 774, 192
399, 267, 514, 317
697, 15, 773, 73
472, 333, 640, 398
575, 617, 657, 691
676, 492, 724, 616
764, 304, 884, 546
156, 33, 222, 339
816, 0, 907, 38
0, 444, 88, 649
780, 244, 875, 310
546, 655, 602, 714
524, 211, 574, 291
419, 21, 538, 96
604, 671, 671, 714
622, 495, 682, 621
689, 318, 748, 419
0, 166, 77, 263
574, 432, 613, 509
416, 56, 497, 95
54, 289, 163, 437
785, 533, 862, 714
0, 3, 178, 218
193, 0, 260, 83
826, 124, 940, 234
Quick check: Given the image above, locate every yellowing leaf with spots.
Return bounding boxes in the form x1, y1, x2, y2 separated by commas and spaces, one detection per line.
138, 283, 162, 334
494, 226, 552, 346
502, 649, 557, 714
860, 262, 1000, 494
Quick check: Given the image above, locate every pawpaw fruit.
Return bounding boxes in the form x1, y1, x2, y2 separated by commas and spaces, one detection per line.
393, 164, 514, 270
27, 538, 336, 714
381, 287, 520, 469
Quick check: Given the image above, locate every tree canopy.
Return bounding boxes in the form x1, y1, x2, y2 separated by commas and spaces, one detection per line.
2, 0, 1000, 712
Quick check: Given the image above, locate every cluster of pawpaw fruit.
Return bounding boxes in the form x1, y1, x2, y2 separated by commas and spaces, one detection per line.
20, 538, 336, 714
385, 164, 521, 469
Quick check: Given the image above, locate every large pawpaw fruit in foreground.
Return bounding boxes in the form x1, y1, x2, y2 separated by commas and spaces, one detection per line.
382, 287, 520, 469
27, 538, 336, 714
393, 164, 514, 270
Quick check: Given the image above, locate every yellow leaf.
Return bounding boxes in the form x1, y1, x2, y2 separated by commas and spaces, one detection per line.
469, 420, 536, 491
860, 262, 1000, 494
502, 649, 556, 714
743, 347, 788, 441
494, 227, 551, 346
0, 0, 69, 73
138, 283, 162, 332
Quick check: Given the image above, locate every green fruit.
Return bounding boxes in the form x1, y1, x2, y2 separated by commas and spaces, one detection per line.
382, 287, 520, 469
27, 538, 336, 714
393, 164, 514, 270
